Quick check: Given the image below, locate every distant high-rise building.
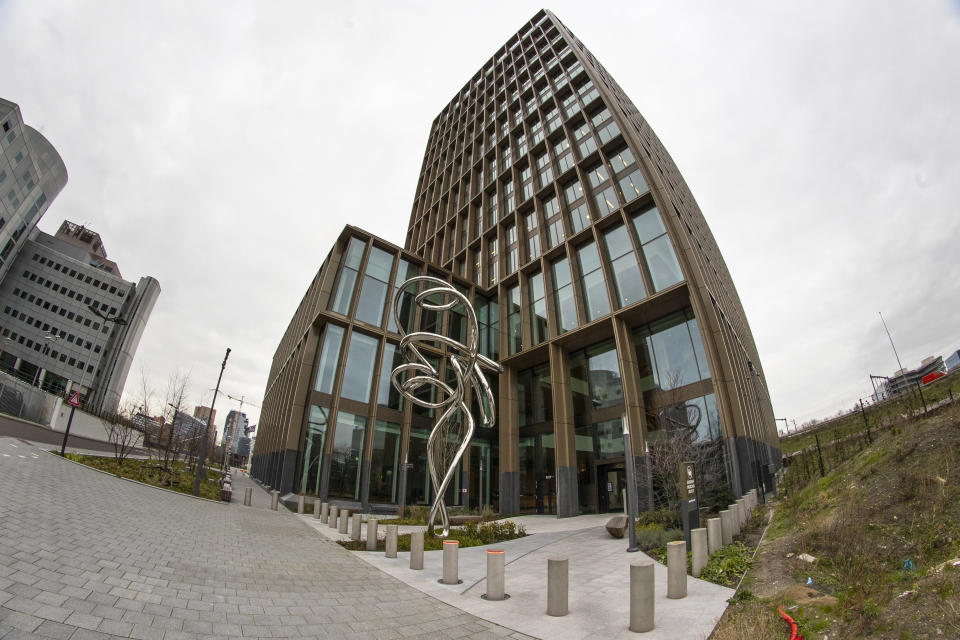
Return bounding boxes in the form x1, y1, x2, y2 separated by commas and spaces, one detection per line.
193, 405, 216, 428
222, 410, 248, 452
0, 220, 160, 411
252, 10, 780, 515
0, 98, 68, 283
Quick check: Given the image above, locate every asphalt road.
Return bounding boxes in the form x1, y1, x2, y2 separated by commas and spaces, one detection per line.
0, 413, 117, 454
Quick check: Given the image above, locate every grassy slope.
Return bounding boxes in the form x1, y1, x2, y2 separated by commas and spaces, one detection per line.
64, 454, 223, 501
713, 403, 960, 639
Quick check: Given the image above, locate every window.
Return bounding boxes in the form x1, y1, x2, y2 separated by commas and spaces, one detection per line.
507, 285, 522, 354
528, 270, 547, 345
633, 309, 710, 392
576, 241, 610, 321
330, 237, 365, 315
328, 411, 365, 499
369, 420, 402, 503
487, 237, 499, 285
341, 331, 379, 403
355, 246, 393, 326
536, 152, 553, 187
387, 259, 419, 334
377, 342, 405, 410
632, 207, 683, 291
603, 225, 646, 307
564, 179, 590, 233
569, 341, 622, 418
298, 406, 328, 495
314, 324, 345, 393
618, 168, 648, 203
551, 256, 577, 333
525, 211, 541, 260
609, 147, 635, 173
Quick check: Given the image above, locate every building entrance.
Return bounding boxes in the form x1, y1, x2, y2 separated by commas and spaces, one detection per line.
597, 463, 626, 513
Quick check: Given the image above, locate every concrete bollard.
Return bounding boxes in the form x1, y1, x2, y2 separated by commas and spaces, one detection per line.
243, 487, 252, 506
441, 540, 460, 584
737, 499, 748, 526
691, 528, 708, 578
328, 506, 339, 529
270, 490, 279, 511
720, 509, 734, 545
410, 531, 424, 570
728, 504, 741, 537
366, 518, 378, 551
484, 550, 506, 600
339, 509, 350, 534
313, 499, 322, 519
385, 525, 398, 558
297, 495, 305, 514
351, 513, 363, 541
666, 540, 687, 599
629, 560, 655, 633
320, 502, 329, 524
707, 517, 722, 555
546, 557, 568, 617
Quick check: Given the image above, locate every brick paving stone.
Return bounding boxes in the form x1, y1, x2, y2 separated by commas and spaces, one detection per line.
0, 439, 533, 639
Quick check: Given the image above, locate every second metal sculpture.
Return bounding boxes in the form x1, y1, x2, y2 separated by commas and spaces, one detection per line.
390, 276, 502, 537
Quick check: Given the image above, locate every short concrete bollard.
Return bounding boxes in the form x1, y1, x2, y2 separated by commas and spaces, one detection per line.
737, 499, 748, 527
297, 495, 305, 514
720, 509, 734, 545
629, 560, 655, 632
351, 513, 363, 542
313, 499, 322, 519
410, 531, 424, 570
546, 557, 568, 616
328, 506, 339, 529
338, 509, 350, 534
441, 540, 460, 584
270, 490, 279, 511
667, 540, 687, 599
243, 487, 252, 506
707, 517, 722, 555
366, 518, 378, 551
320, 502, 329, 524
728, 504, 741, 537
691, 528, 708, 578
484, 550, 506, 600
385, 524, 398, 558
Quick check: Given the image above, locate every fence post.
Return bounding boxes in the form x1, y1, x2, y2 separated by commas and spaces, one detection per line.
814, 434, 825, 477
859, 399, 872, 444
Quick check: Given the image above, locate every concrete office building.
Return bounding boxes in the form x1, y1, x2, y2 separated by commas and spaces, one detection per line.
0, 98, 68, 283
0, 220, 160, 412
252, 10, 780, 516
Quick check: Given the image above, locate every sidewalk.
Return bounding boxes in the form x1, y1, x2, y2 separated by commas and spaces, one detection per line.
225, 466, 277, 510
298, 511, 732, 639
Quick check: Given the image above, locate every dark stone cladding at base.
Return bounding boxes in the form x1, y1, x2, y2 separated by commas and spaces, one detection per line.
631, 455, 654, 512
359, 458, 371, 512
279, 449, 297, 495
318, 452, 332, 499
732, 436, 779, 497
499, 470, 519, 514
555, 465, 579, 518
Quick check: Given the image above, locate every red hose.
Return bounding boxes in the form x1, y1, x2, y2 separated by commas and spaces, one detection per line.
778, 606, 803, 640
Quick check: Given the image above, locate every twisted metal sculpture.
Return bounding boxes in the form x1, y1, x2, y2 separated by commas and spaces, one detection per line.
390, 276, 502, 537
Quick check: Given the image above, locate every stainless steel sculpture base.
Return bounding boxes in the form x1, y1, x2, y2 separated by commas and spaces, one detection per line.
391, 276, 502, 537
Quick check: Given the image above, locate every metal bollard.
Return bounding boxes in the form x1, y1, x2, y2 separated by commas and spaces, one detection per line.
351, 513, 363, 541
666, 540, 687, 599
483, 550, 506, 600
410, 531, 424, 570
366, 518, 378, 551
719, 509, 734, 545
320, 502, 329, 524
546, 557, 568, 616
707, 517, 722, 554
243, 487, 252, 506
339, 509, 351, 534
270, 490, 279, 511
691, 528, 708, 578
297, 495, 305, 514
328, 506, 339, 529
385, 524, 397, 558
629, 560, 655, 632
440, 540, 460, 584
313, 499, 322, 519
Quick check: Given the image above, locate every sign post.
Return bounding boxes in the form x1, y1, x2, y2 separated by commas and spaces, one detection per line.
622, 416, 639, 552
679, 461, 699, 551
59, 392, 81, 456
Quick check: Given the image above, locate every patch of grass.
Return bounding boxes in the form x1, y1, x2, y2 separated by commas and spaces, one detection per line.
338, 519, 526, 552
63, 454, 222, 501
700, 542, 754, 588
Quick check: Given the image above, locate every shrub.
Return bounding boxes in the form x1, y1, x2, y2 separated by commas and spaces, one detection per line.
700, 542, 754, 587
637, 507, 681, 529
634, 523, 683, 551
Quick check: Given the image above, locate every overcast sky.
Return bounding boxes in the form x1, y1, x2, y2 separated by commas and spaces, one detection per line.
2, 1, 958, 437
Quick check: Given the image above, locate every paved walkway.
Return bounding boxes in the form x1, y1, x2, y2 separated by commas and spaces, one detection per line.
301, 513, 733, 639
224, 469, 275, 511
0, 437, 533, 640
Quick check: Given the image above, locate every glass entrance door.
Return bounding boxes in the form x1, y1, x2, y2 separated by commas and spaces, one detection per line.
597, 464, 626, 513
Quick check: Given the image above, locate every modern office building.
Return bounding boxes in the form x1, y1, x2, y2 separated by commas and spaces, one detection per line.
193, 404, 217, 428
0, 98, 68, 283
223, 410, 249, 451
251, 10, 780, 516
884, 356, 947, 395
0, 220, 160, 412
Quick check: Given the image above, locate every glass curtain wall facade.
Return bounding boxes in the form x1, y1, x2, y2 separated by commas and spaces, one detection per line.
252, 10, 779, 516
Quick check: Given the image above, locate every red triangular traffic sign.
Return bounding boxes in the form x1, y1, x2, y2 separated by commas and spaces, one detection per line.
67, 392, 80, 408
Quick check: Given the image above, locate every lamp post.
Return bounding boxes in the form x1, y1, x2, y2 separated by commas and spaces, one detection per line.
193, 348, 230, 497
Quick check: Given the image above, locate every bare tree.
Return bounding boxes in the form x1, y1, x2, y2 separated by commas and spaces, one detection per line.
100, 402, 141, 468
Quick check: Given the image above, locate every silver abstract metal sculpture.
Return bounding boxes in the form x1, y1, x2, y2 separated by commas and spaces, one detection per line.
390, 276, 502, 537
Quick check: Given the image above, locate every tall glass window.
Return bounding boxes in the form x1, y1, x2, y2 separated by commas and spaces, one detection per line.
603, 225, 646, 307
564, 179, 590, 233
525, 211, 541, 261
475, 294, 500, 360
406, 425, 431, 505
377, 342, 404, 410
369, 419, 401, 503
330, 237, 365, 315
340, 332, 379, 403
507, 285, 522, 354
576, 241, 610, 321
518, 363, 553, 426
551, 256, 577, 334
618, 167, 649, 203
633, 310, 711, 392
298, 405, 328, 496
487, 237, 499, 285
388, 259, 420, 334
632, 207, 683, 291
356, 246, 394, 326
528, 270, 547, 346
314, 324, 344, 393
569, 341, 622, 420
328, 411, 365, 499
